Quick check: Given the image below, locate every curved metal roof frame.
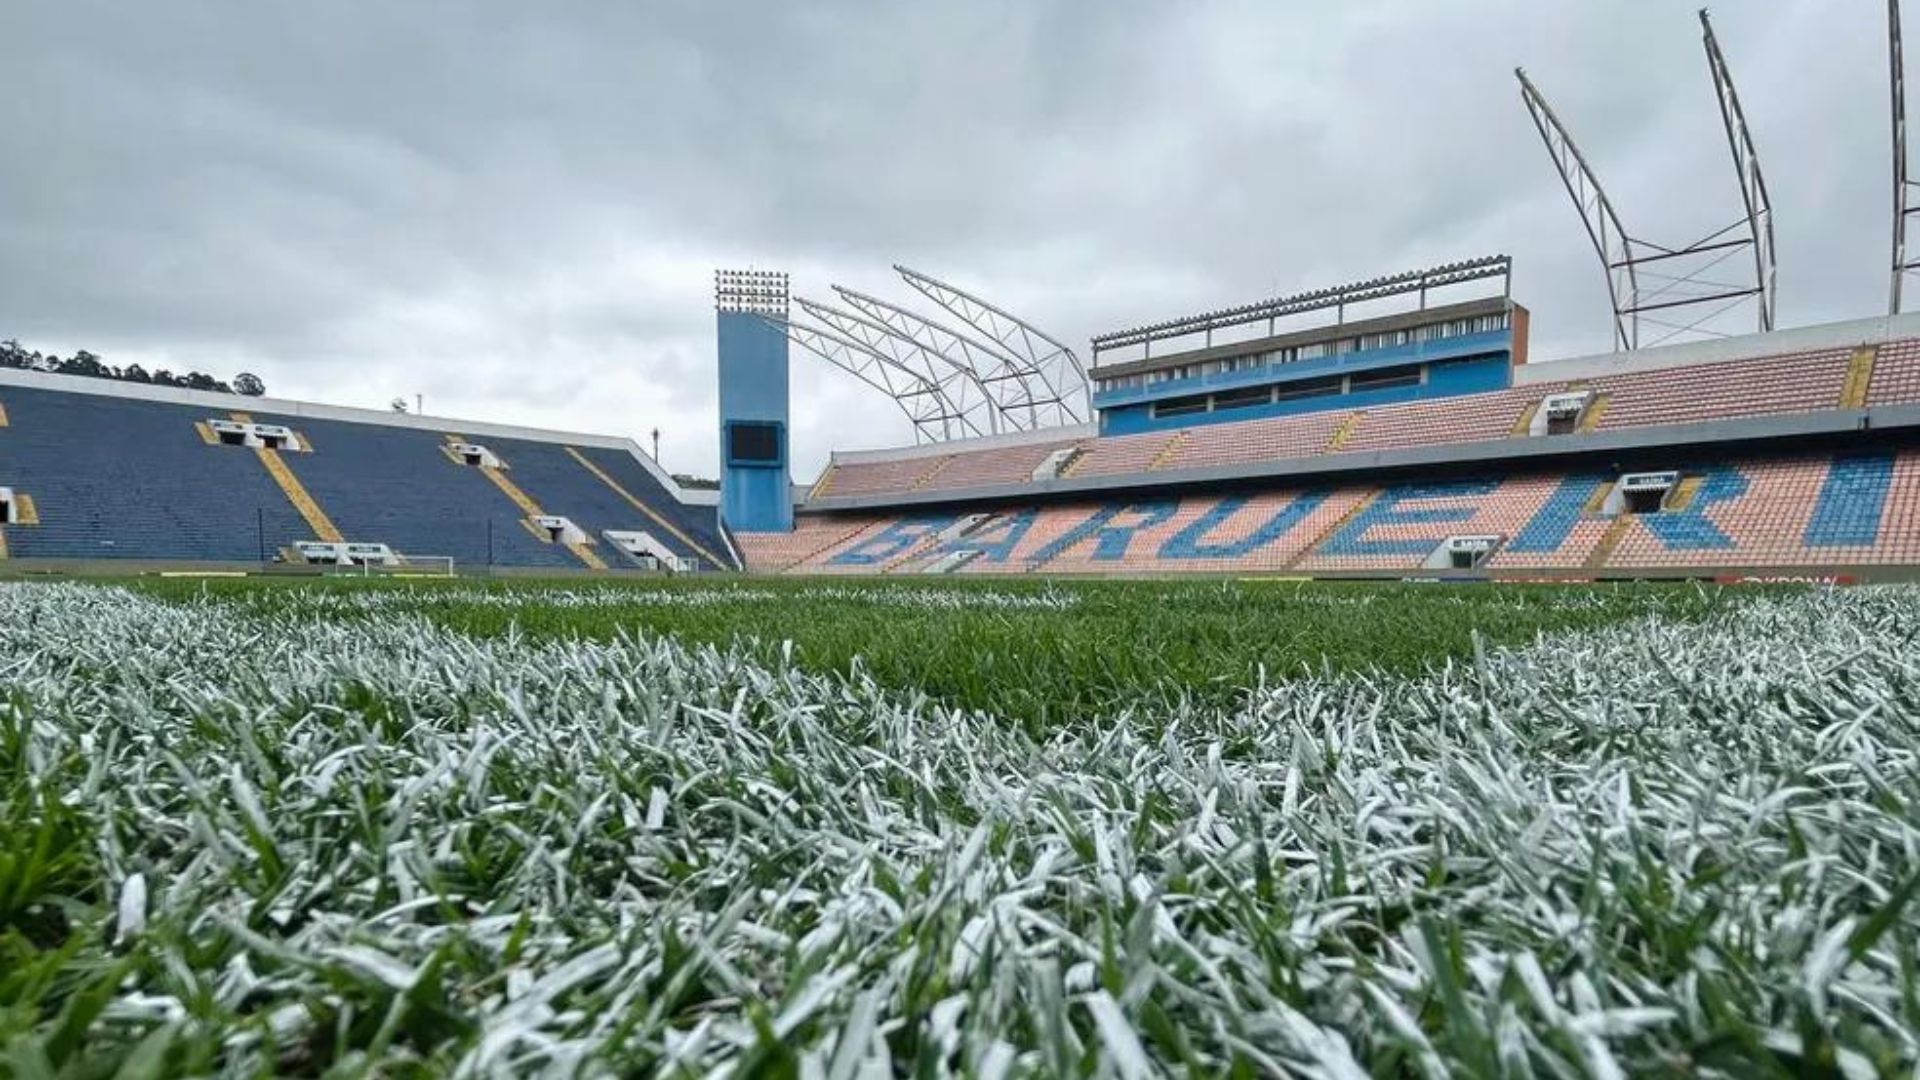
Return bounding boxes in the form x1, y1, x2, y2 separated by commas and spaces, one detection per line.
1700, 9, 1776, 335
894, 265, 1090, 418
831, 284, 1076, 429
763, 315, 986, 443
1518, 13, 1777, 351
1890, 0, 1920, 312
1517, 68, 1639, 351
795, 297, 1009, 436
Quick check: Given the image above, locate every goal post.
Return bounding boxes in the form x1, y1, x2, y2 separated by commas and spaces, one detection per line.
346, 554, 457, 578
392, 554, 457, 578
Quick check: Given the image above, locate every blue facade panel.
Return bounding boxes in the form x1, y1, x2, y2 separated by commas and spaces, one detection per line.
717, 311, 793, 533
1100, 353, 1510, 437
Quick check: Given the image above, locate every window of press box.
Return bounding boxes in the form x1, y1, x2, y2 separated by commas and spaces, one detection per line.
1348, 365, 1423, 392
1273, 376, 1342, 402
1152, 395, 1210, 419
1214, 385, 1274, 410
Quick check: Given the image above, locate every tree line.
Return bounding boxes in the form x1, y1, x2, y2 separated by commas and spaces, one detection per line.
1, 339, 265, 396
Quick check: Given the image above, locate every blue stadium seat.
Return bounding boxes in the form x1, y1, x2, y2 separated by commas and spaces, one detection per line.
0, 384, 719, 570
0, 387, 304, 561
267, 413, 575, 569
568, 445, 731, 568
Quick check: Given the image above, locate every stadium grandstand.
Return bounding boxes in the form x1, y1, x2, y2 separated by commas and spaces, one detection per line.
0, 366, 737, 574
5, 253, 1920, 580
731, 256, 1920, 581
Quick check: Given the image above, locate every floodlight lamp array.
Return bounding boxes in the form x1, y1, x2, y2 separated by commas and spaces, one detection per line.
1090, 255, 1511, 357
715, 269, 790, 316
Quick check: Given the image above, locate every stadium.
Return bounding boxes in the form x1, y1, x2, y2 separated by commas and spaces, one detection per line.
4, 6, 1920, 1078
6, 255, 1919, 581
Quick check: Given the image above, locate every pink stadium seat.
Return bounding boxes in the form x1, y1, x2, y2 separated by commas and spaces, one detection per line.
1164, 411, 1350, 470
915, 439, 1082, 493
1149, 489, 1369, 574
817, 455, 950, 498
1868, 340, 1920, 406
1066, 431, 1179, 478
735, 516, 882, 572
954, 504, 1093, 574
1026, 503, 1193, 575
1585, 348, 1852, 430
789, 449, 1920, 577
1338, 390, 1535, 453
1292, 477, 1565, 574
1602, 454, 1918, 569
801, 339, 1920, 505
783, 517, 911, 574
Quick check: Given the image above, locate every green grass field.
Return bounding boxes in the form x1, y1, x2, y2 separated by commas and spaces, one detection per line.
4, 577, 1917, 1076
130, 576, 1727, 727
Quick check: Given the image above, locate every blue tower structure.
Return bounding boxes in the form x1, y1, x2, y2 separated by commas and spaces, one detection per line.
715, 269, 793, 533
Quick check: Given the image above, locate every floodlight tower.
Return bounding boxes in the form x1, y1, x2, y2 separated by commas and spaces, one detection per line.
715, 269, 792, 533
1892, 0, 1920, 312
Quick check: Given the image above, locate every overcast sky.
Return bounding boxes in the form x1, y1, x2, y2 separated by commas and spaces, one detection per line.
0, 1, 1896, 479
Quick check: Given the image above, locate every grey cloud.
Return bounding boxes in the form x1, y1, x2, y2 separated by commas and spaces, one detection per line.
1, 0, 1903, 478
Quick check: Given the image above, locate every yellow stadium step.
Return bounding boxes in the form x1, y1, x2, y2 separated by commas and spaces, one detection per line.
1289, 490, 1379, 568
1050, 445, 1087, 478
0, 399, 9, 427
194, 421, 219, 445
9, 494, 38, 526
1327, 411, 1364, 452
1665, 475, 1704, 512
1508, 400, 1541, 437
910, 455, 955, 490
1586, 514, 1635, 571
454, 441, 600, 570
0, 491, 35, 561
255, 448, 343, 542
1576, 393, 1610, 433
1582, 480, 1613, 515
479, 464, 545, 519
879, 537, 943, 575
810, 463, 839, 499
564, 446, 727, 569
770, 519, 876, 573
1147, 431, 1190, 471
234, 411, 343, 543
1840, 345, 1877, 408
